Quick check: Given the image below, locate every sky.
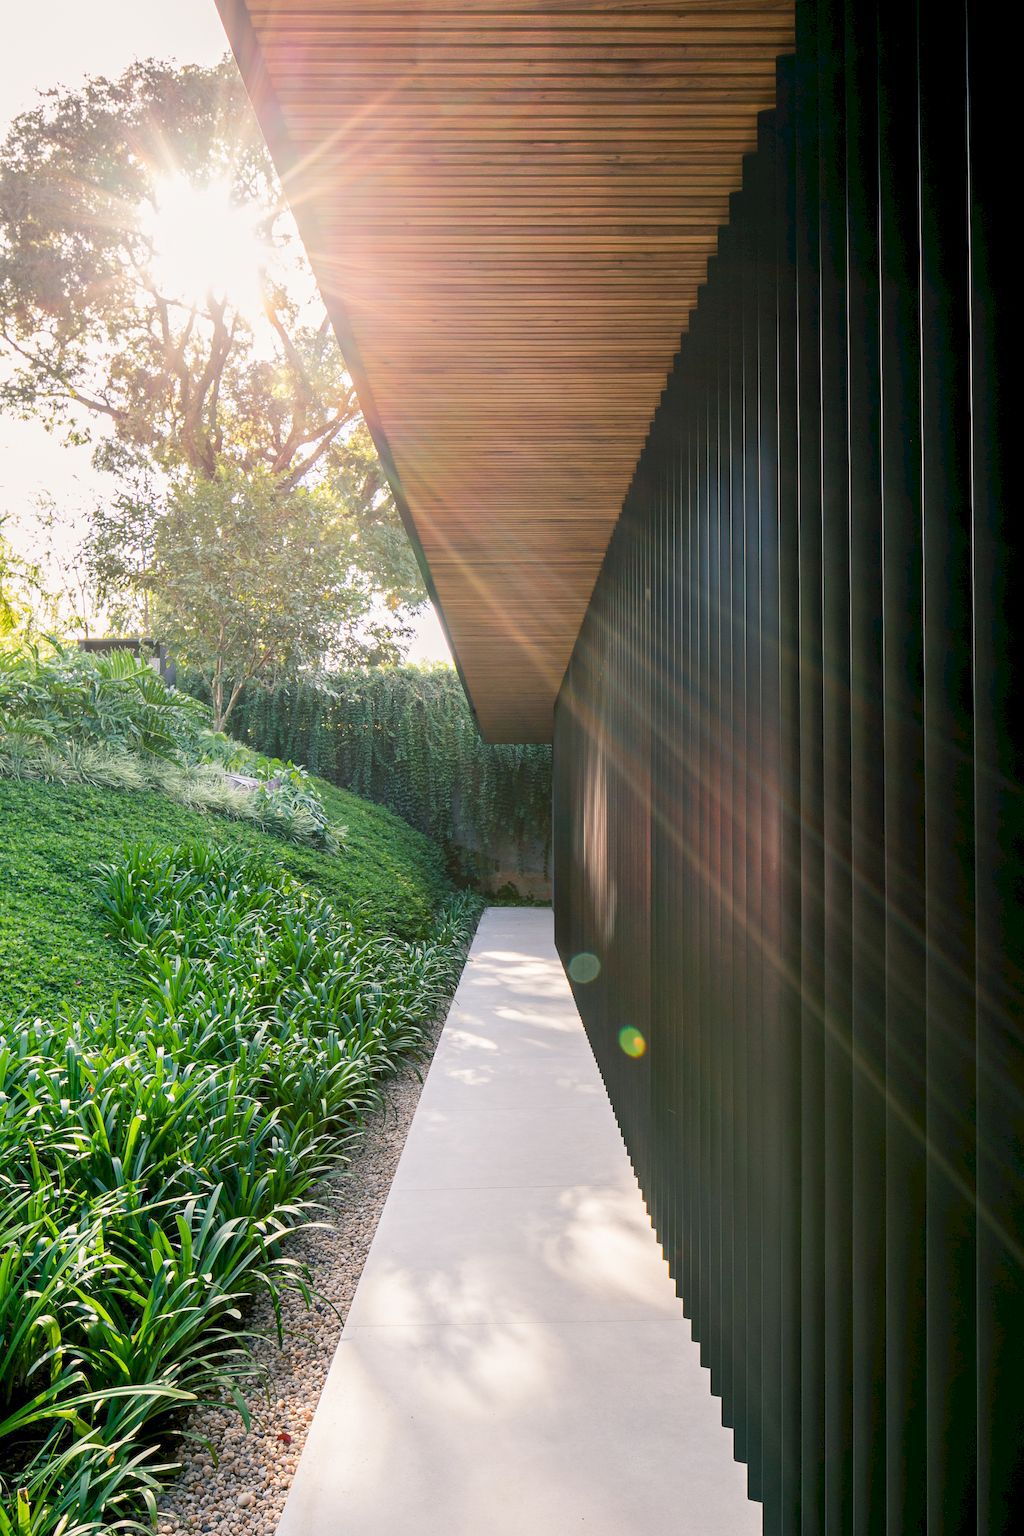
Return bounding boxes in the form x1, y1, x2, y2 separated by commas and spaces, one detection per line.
0, 0, 450, 664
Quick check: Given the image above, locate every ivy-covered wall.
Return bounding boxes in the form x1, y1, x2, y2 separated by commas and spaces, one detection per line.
190, 666, 552, 895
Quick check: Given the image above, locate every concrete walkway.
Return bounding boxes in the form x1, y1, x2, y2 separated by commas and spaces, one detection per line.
277, 908, 761, 1535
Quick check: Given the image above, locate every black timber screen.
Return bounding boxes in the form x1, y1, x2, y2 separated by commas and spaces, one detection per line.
552, 2, 1021, 1531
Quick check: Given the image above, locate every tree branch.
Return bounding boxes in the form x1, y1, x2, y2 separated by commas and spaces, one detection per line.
181, 301, 231, 478
278, 417, 347, 493
263, 295, 318, 474
64, 382, 126, 423
0, 328, 128, 424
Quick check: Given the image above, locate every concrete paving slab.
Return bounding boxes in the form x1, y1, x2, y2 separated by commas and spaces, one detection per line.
423, 1046, 605, 1111
393, 1102, 634, 1191
278, 1322, 756, 1536
276, 908, 762, 1536
345, 1181, 680, 1327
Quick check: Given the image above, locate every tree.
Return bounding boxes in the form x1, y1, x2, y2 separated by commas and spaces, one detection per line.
151, 466, 410, 731
0, 58, 423, 632
78, 464, 162, 635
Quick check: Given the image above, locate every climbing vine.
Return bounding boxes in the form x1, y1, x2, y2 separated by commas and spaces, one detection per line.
184, 666, 552, 882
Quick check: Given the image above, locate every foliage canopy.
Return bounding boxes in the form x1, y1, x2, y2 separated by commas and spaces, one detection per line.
151, 466, 411, 728
2, 61, 351, 487
0, 58, 423, 655
216, 665, 554, 882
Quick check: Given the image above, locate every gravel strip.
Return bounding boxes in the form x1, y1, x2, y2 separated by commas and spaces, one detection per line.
154, 1013, 446, 1536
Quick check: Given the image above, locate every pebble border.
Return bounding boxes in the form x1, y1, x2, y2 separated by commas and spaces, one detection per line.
155, 1013, 445, 1536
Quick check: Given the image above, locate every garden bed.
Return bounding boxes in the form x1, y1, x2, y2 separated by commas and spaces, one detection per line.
1, 794, 475, 1532
0, 643, 479, 1533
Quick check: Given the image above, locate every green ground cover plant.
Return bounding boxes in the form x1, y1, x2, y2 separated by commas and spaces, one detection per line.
0, 776, 450, 1023
0, 838, 479, 1534
0, 643, 452, 1020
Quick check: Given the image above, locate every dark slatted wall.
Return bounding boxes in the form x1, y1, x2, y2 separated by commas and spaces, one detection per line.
552, 2, 1021, 1530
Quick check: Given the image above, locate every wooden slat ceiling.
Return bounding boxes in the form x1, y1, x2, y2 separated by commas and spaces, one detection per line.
217, 1, 793, 741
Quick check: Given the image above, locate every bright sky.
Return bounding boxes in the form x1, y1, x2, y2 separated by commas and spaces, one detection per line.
0, 0, 451, 663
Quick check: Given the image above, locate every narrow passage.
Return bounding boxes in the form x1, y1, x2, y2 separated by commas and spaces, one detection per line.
277, 908, 761, 1536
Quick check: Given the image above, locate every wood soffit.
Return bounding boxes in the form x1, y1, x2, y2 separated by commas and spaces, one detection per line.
216, 1, 793, 741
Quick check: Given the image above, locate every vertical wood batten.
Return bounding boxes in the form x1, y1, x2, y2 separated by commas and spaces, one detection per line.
718, 206, 738, 1430
696, 262, 713, 1370
918, 4, 978, 1528
741, 148, 765, 1502
755, 98, 783, 1531
876, 3, 928, 1529
843, 1, 886, 1528
794, 1, 827, 1525
774, 55, 804, 1532
969, 2, 1024, 1528
817, 0, 854, 1528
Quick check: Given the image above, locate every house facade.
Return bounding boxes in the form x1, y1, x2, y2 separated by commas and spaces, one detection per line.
220, 3, 1020, 1529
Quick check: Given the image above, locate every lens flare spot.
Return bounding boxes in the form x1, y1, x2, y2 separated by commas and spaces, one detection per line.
568, 951, 601, 984
618, 1026, 647, 1059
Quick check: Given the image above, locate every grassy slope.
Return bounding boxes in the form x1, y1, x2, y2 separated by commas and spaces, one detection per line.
0, 775, 449, 1022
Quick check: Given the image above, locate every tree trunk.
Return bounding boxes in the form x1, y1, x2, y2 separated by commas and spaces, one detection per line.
211, 671, 225, 733
218, 676, 249, 733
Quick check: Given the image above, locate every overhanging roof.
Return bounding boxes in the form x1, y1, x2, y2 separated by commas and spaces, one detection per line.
216, 2, 793, 741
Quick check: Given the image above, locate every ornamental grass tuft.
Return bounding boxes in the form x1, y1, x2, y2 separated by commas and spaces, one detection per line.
0, 642, 343, 851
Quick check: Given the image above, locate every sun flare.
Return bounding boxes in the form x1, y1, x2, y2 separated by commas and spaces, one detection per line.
143, 174, 266, 315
